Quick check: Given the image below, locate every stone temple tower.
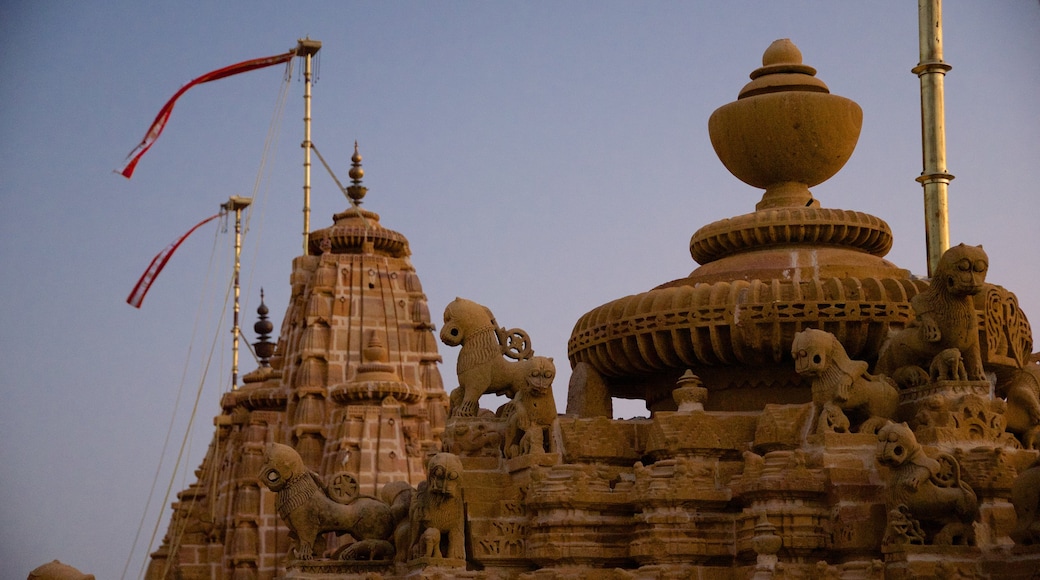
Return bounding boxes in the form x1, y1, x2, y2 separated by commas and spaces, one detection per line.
145, 146, 448, 580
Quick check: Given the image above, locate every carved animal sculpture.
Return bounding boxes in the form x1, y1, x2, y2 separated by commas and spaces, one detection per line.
891, 365, 930, 390
258, 443, 394, 560
440, 297, 538, 417
791, 328, 899, 434
998, 357, 1040, 449
408, 453, 466, 562
1011, 460, 1040, 545
876, 422, 978, 545
876, 243, 988, 381
929, 347, 968, 382
379, 480, 415, 563
504, 357, 558, 458
447, 419, 505, 458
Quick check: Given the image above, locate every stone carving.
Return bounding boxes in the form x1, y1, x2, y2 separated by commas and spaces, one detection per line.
998, 356, 1040, 449
446, 417, 505, 458
1011, 459, 1040, 545
930, 347, 968, 382
379, 480, 415, 563
876, 244, 989, 381
440, 297, 541, 417
892, 365, 930, 390
792, 328, 898, 434
258, 443, 394, 560
27, 561, 94, 580
876, 422, 978, 545
408, 452, 466, 562
504, 356, 557, 458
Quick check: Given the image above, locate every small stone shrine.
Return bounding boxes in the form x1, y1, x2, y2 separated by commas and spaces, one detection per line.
146, 40, 1040, 579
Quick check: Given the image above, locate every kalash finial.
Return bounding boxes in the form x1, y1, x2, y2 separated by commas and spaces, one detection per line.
346, 141, 368, 206
708, 39, 861, 210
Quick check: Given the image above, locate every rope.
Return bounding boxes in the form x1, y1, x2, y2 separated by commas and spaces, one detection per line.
157, 269, 233, 580
241, 56, 293, 324
120, 221, 223, 580
126, 55, 293, 580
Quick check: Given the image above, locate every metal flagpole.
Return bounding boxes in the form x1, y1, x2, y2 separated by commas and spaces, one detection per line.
296, 38, 322, 255
222, 195, 252, 389
914, 0, 953, 277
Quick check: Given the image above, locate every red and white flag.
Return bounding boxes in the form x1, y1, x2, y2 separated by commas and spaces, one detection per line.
117, 49, 296, 179
127, 213, 221, 308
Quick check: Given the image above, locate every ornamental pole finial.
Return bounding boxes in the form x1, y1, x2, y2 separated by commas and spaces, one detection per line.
346, 141, 368, 206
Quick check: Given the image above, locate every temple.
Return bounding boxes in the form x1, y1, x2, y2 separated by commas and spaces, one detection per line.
143, 39, 1040, 580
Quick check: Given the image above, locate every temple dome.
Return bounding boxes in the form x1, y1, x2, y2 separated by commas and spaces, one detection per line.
567, 40, 926, 412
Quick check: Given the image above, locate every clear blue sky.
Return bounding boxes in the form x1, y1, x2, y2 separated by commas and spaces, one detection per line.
1, 2, 1037, 578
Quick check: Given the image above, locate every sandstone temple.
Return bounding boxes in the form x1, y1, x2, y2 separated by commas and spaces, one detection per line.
136, 39, 1040, 580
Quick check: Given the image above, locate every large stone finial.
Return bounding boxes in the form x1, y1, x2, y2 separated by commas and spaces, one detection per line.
709, 39, 862, 210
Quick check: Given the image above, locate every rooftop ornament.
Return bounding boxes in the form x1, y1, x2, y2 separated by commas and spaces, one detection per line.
568, 39, 928, 412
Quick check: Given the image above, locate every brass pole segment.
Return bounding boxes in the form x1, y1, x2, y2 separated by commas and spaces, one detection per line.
221, 195, 253, 390
913, 0, 953, 277
296, 38, 322, 255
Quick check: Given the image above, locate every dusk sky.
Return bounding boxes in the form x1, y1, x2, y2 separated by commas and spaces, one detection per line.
1, 2, 1037, 578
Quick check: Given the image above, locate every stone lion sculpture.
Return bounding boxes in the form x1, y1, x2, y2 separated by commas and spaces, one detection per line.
876, 243, 988, 382
876, 421, 978, 545
408, 452, 466, 562
258, 443, 395, 560
440, 297, 543, 417
504, 356, 558, 458
791, 328, 899, 434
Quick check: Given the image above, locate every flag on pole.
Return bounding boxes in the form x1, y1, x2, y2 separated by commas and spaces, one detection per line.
117, 49, 296, 179
127, 213, 221, 308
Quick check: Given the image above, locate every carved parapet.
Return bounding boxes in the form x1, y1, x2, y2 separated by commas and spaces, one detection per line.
734, 449, 829, 560
735, 503, 830, 562
524, 464, 635, 567
629, 457, 734, 565
556, 416, 645, 466
470, 517, 529, 566
282, 560, 393, 578
898, 381, 1019, 448
734, 449, 826, 498
752, 403, 814, 453
632, 457, 730, 505
643, 411, 757, 461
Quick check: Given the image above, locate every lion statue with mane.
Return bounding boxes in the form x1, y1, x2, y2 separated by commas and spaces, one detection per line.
876, 243, 988, 382
876, 421, 978, 545
259, 443, 395, 560
441, 297, 553, 417
792, 328, 899, 434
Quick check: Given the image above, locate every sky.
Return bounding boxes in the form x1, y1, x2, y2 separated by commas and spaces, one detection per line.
1, 2, 1037, 578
